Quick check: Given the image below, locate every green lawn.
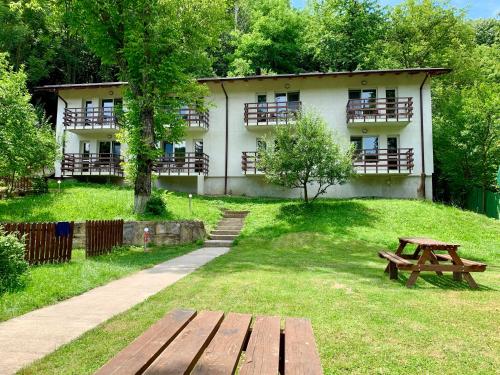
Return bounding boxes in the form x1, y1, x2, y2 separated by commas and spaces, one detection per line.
0, 244, 198, 322
0, 181, 221, 230
15, 191, 499, 374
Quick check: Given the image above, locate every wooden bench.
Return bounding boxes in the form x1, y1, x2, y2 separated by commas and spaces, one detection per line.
378, 251, 413, 279
96, 309, 323, 375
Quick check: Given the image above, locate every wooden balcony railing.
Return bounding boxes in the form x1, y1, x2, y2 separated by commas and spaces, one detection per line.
346, 97, 413, 122
180, 108, 209, 129
64, 108, 120, 129
353, 148, 414, 174
244, 101, 301, 126
154, 153, 209, 176
62, 153, 124, 177
242, 151, 264, 174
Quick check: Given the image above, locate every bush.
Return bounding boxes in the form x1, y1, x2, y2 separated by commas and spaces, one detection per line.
0, 230, 29, 293
144, 191, 167, 216
31, 177, 48, 194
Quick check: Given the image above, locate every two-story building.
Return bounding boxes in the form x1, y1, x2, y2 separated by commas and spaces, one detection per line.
37, 68, 450, 200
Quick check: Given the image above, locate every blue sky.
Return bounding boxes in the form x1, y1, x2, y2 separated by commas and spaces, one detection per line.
291, 0, 499, 19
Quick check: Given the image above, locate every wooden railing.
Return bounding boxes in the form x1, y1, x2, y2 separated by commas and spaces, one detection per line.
62, 153, 124, 177
353, 148, 414, 173
244, 101, 301, 126
180, 108, 209, 129
346, 97, 413, 122
1, 222, 74, 264
64, 107, 120, 129
242, 151, 264, 174
154, 153, 209, 176
0, 177, 33, 193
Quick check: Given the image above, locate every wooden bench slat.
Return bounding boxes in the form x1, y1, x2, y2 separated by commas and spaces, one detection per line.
397, 264, 486, 272
434, 253, 487, 267
239, 316, 281, 375
95, 309, 196, 375
192, 312, 252, 375
284, 318, 323, 375
378, 251, 413, 266
144, 310, 224, 375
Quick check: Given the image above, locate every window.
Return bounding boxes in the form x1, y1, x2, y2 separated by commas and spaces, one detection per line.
349, 89, 377, 115
194, 140, 204, 172
99, 141, 111, 154
257, 94, 267, 122
350, 136, 379, 161
275, 92, 300, 117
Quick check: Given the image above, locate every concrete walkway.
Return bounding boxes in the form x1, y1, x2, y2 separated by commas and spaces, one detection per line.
0, 247, 229, 374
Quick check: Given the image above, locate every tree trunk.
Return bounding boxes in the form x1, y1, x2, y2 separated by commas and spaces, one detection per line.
303, 182, 309, 203
133, 106, 155, 214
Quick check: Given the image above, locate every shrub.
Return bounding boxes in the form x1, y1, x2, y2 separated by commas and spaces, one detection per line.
0, 230, 29, 293
144, 191, 167, 216
31, 177, 49, 194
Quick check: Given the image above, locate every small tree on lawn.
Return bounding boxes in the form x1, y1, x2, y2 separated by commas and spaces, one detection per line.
0, 53, 57, 194
259, 110, 354, 203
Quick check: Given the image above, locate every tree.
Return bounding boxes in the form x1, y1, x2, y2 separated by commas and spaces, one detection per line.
259, 111, 354, 203
302, 0, 385, 72
434, 82, 500, 207
228, 0, 305, 75
71, 0, 227, 213
0, 54, 58, 193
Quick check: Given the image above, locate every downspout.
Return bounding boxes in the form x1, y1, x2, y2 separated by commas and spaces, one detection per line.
57, 91, 68, 156
221, 82, 229, 195
418, 73, 430, 199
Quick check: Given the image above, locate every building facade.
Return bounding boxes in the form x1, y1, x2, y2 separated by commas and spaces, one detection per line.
39, 68, 449, 200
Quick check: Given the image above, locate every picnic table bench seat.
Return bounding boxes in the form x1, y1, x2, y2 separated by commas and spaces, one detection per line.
96, 309, 323, 375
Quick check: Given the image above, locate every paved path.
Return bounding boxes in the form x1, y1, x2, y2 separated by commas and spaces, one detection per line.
0, 247, 229, 374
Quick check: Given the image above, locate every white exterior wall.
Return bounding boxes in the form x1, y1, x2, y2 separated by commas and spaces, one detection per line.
55, 72, 435, 199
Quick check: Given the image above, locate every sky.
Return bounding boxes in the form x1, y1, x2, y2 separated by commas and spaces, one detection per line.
291, 0, 499, 19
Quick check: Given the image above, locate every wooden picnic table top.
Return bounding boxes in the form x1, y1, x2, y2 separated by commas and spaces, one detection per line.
399, 237, 460, 248
96, 309, 323, 375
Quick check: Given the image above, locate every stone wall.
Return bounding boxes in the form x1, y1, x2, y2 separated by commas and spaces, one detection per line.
72, 220, 205, 248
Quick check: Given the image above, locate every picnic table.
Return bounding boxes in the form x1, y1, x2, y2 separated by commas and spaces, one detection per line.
379, 237, 487, 289
96, 309, 323, 375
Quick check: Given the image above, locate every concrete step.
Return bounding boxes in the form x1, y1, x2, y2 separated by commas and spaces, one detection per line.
211, 230, 240, 235
218, 219, 244, 225
216, 226, 243, 231
223, 213, 248, 218
209, 234, 238, 240
204, 239, 233, 247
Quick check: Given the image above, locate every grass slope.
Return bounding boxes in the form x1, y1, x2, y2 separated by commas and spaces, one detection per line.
0, 244, 197, 322
0, 181, 221, 230
17, 193, 499, 374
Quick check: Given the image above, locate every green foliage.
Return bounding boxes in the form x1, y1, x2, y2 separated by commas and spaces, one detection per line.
228, 0, 305, 75
259, 111, 354, 203
0, 229, 29, 293
0, 54, 58, 190
31, 176, 49, 195
71, 0, 227, 212
144, 191, 168, 216
303, 0, 385, 71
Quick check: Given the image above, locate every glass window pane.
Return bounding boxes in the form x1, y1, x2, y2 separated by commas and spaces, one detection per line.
287, 92, 300, 102
349, 90, 361, 99
363, 137, 378, 150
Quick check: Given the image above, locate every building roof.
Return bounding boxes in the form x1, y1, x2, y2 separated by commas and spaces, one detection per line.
34, 68, 451, 91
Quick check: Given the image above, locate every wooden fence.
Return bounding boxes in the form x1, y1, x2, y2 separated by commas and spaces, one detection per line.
85, 220, 124, 257
1, 222, 74, 265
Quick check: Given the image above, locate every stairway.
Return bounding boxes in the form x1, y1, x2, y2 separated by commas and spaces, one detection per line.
204, 210, 249, 247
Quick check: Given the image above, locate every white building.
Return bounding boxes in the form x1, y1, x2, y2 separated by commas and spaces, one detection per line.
38, 68, 450, 199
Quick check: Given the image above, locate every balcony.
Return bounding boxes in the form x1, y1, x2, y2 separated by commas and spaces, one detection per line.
244, 101, 301, 127
346, 97, 413, 126
353, 148, 414, 174
241, 152, 264, 175
62, 153, 124, 177
63, 108, 120, 132
154, 153, 209, 176
180, 108, 209, 130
